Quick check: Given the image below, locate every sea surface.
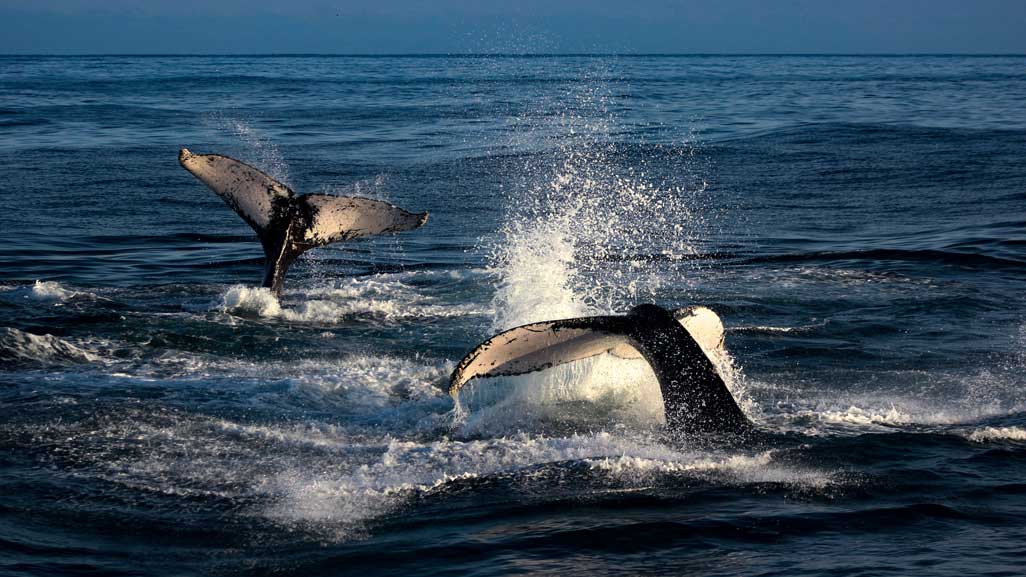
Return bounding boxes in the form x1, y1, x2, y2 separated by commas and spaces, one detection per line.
1, 55, 1025, 576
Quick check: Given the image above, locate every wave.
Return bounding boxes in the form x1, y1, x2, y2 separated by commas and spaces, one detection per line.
743, 248, 1025, 270
221, 286, 282, 317
731, 323, 825, 335
0, 327, 98, 367
582, 244, 1026, 272
81, 232, 256, 245
258, 431, 834, 539
760, 368, 1026, 436
966, 426, 1026, 442
816, 405, 916, 428
28, 280, 78, 301
719, 120, 1026, 143
587, 449, 833, 489
0, 280, 81, 303
36, 398, 837, 543
219, 277, 487, 323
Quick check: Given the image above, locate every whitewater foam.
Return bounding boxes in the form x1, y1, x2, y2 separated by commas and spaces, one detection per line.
762, 365, 1026, 436
732, 323, 825, 335
819, 405, 916, 427
120, 350, 453, 420
966, 426, 1026, 442
587, 449, 833, 490
454, 354, 668, 435
222, 285, 282, 317
29, 280, 76, 301
0, 280, 85, 304
0, 327, 98, 366
219, 275, 486, 323
260, 431, 834, 539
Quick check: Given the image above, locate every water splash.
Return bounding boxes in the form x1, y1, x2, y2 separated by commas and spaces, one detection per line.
489, 217, 586, 330
204, 115, 291, 185
464, 62, 723, 429
222, 285, 282, 317
489, 137, 710, 328
29, 280, 77, 302
488, 59, 715, 323
219, 275, 487, 323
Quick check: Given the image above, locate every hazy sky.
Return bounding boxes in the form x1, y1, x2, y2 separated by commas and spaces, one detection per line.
3, 0, 1026, 55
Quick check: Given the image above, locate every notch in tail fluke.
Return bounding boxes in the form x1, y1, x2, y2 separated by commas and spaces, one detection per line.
178, 149, 428, 295
449, 304, 750, 435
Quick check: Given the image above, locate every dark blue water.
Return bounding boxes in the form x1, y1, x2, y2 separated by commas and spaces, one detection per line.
2, 55, 1026, 576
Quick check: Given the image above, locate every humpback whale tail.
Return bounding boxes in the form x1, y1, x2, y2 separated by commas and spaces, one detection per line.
178, 149, 428, 295
450, 304, 750, 435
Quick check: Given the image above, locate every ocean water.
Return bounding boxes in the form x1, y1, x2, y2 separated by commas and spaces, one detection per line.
1, 55, 1025, 576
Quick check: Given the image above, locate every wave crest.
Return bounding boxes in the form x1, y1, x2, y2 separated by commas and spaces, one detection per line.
219, 277, 484, 323
967, 426, 1026, 442
0, 327, 98, 367
221, 285, 282, 317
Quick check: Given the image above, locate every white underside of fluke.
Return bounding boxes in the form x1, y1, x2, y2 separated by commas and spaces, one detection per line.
450, 306, 729, 393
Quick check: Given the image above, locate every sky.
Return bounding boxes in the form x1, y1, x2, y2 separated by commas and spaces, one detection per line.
2, 0, 1026, 55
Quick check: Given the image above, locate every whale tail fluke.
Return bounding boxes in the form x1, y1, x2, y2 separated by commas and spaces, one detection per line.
605, 306, 725, 361
449, 306, 728, 394
178, 149, 428, 295
449, 305, 748, 435
449, 315, 635, 394
296, 194, 429, 246
672, 306, 725, 356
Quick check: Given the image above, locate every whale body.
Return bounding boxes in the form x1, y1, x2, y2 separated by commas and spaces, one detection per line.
450, 304, 751, 435
178, 149, 428, 295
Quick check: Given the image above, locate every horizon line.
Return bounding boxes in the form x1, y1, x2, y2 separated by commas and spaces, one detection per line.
3, 52, 1026, 58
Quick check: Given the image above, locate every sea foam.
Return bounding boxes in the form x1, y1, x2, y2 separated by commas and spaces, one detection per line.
967, 426, 1026, 442
0, 327, 98, 366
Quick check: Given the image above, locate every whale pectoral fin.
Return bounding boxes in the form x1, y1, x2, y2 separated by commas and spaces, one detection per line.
671, 306, 726, 355
450, 316, 636, 395
297, 194, 428, 247
178, 149, 293, 233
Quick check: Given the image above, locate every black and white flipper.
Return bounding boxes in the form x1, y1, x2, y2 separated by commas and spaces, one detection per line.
450, 304, 750, 435
179, 149, 428, 295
